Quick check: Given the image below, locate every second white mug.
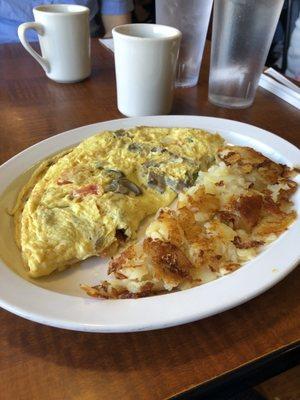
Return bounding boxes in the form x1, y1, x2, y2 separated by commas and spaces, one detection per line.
18, 4, 91, 83
112, 24, 182, 116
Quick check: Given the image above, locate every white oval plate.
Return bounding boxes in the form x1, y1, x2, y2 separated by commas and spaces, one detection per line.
0, 116, 299, 332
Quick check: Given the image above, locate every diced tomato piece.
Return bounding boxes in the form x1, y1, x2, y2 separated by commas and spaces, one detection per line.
72, 184, 100, 198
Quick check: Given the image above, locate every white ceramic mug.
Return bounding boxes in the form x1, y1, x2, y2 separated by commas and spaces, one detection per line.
112, 24, 182, 116
18, 4, 91, 83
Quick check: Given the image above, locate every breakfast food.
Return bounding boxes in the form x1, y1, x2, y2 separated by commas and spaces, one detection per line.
13, 127, 224, 277
82, 145, 298, 299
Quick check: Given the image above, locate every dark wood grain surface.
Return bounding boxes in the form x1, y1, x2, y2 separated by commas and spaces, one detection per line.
0, 39, 299, 400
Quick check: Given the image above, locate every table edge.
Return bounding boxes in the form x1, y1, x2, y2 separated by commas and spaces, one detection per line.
171, 340, 300, 400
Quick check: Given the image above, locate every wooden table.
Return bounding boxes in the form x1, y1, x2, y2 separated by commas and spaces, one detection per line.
0, 39, 299, 400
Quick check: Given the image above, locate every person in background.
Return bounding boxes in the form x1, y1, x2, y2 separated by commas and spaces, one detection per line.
101, 0, 133, 37
286, 11, 300, 80
267, 0, 300, 80
0, 0, 134, 43
132, 0, 154, 23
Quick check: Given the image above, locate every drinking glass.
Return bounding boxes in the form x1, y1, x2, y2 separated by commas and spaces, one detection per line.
209, 0, 285, 108
156, 0, 213, 88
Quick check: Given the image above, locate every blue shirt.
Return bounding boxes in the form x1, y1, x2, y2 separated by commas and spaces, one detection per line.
0, 0, 133, 43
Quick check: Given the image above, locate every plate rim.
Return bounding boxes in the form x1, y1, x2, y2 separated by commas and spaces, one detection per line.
0, 115, 299, 332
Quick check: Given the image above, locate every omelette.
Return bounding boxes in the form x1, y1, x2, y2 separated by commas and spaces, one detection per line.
82, 146, 298, 299
13, 126, 224, 277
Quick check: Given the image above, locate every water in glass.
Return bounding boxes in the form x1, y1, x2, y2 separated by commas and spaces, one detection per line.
156, 0, 213, 88
209, 0, 284, 108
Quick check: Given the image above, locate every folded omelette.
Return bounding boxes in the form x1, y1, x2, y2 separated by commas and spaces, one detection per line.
13, 126, 224, 277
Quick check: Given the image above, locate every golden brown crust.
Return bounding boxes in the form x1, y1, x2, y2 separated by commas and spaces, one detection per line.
184, 187, 220, 215
108, 245, 137, 275
82, 145, 298, 299
143, 238, 194, 286
232, 194, 263, 231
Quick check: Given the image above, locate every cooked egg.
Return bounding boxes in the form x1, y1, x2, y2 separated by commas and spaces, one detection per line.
13, 126, 224, 277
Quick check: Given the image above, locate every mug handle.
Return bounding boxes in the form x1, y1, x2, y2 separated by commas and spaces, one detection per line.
17, 22, 50, 73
